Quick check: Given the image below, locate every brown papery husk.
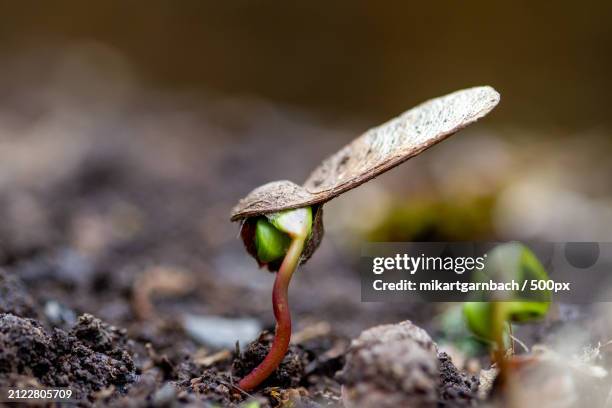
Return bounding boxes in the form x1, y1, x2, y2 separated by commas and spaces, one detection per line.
231, 86, 500, 266
231, 86, 500, 221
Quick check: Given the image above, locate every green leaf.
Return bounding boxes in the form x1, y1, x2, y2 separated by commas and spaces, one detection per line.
505, 301, 550, 323
480, 242, 551, 303
463, 301, 495, 341
463, 243, 552, 341
254, 218, 291, 263
438, 305, 488, 355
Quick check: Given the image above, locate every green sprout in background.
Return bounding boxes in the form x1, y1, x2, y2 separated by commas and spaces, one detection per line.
463, 243, 552, 385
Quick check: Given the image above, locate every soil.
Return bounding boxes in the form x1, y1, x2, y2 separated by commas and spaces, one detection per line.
438, 353, 479, 407
0, 133, 477, 408
0, 313, 135, 402
232, 332, 309, 389
0, 100, 590, 407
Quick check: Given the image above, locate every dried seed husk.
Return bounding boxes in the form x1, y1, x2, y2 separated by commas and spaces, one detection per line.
303, 204, 324, 265
304, 86, 500, 197
232, 87, 499, 267
230, 86, 500, 221
231, 180, 317, 222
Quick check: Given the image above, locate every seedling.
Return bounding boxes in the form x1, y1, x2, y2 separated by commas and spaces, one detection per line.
238, 207, 312, 391
463, 243, 551, 383
231, 87, 500, 390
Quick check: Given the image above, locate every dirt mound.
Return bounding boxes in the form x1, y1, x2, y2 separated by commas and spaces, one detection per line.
0, 313, 135, 402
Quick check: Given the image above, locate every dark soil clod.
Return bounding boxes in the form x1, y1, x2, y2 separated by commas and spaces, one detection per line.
438, 352, 479, 407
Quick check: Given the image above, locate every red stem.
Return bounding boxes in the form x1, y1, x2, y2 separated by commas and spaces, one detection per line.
238, 236, 305, 391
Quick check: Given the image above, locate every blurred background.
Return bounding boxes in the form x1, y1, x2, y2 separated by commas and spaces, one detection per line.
1, 0, 612, 367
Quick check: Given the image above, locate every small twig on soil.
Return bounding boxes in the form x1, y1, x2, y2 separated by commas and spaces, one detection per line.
93, 385, 115, 401
132, 266, 194, 320
509, 333, 529, 353
224, 378, 257, 401
194, 349, 232, 367
291, 321, 331, 345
